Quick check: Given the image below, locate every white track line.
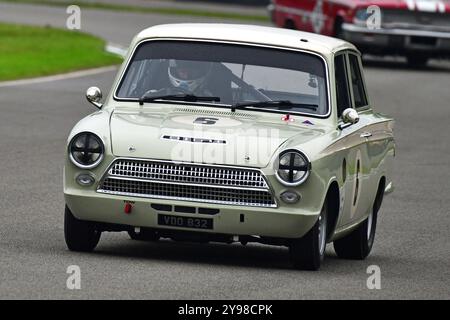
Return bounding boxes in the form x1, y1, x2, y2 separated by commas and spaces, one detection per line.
105, 43, 128, 58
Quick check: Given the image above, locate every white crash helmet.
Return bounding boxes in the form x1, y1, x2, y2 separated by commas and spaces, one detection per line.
168, 60, 212, 92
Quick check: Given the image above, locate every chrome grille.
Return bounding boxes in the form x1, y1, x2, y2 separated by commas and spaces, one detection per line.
382, 10, 450, 31
108, 159, 268, 188
98, 159, 276, 207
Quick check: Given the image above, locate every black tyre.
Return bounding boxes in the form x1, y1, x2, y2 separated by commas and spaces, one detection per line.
128, 228, 159, 241
289, 201, 328, 271
64, 205, 101, 252
334, 184, 384, 259
284, 19, 296, 30
406, 54, 429, 68
334, 18, 345, 40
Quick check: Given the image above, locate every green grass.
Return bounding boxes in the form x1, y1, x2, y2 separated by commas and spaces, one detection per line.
0, 0, 270, 22
0, 23, 122, 81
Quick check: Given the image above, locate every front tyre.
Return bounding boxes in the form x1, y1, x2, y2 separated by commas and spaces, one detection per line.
289, 202, 328, 271
64, 205, 101, 252
333, 187, 383, 259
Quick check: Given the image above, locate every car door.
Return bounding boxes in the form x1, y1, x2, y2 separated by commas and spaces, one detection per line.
344, 52, 376, 223
347, 53, 395, 211
334, 52, 372, 228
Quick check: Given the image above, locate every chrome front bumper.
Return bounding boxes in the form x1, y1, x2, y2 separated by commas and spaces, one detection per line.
342, 23, 450, 53
65, 191, 319, 239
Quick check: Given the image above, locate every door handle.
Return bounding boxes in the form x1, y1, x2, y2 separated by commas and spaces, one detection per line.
360, 132, 372, 138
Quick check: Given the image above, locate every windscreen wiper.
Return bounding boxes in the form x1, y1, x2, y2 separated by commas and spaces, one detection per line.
139, 93, 220, 105
231, 100, 318, 112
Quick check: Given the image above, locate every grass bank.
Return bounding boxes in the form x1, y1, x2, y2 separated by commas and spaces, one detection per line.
0, 23, 122, 81
0, 0, 270, 22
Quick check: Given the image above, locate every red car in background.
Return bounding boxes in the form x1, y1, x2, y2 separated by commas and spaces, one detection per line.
269, 0, 450, 66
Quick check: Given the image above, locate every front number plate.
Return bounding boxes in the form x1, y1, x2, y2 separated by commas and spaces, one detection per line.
158, 214, 213, 230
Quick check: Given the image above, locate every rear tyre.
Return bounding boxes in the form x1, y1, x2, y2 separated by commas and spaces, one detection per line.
289, 202, 328, 271
284, 19, 296, 30
334, 184, 384, 259
406, 54, 429, 68
64, 205, 100, 252
334, 18, 345, 39
128, 228, 159, 241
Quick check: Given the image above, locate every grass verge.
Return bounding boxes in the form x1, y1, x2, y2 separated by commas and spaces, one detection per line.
0, 23, 122, 81
0, 0, 270, 22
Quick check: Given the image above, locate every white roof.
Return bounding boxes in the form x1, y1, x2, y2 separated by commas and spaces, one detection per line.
134, 23, 358, 57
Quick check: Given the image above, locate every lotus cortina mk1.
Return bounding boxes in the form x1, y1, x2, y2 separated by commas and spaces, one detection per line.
64, 24, 395, 270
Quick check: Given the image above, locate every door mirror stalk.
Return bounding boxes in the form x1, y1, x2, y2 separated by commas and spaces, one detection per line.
338, 108, 359, 130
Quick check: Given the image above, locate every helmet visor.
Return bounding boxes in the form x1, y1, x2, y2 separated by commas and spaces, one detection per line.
169, 60, 211, 80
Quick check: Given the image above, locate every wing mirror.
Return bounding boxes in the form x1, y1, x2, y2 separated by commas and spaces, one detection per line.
339, 108, 359, 130
86, 87, 103, 109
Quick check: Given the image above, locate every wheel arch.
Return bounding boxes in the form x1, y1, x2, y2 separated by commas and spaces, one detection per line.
324, 179, 341, 241
374, 176, 386, 214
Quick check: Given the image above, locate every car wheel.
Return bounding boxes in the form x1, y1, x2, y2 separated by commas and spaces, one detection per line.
333, 187, 383, 259
64, 205, 101, 252
334, 19, 345, 40
406, 54, 429, 68
289, 201, 328, 271
128, 228, 159, 241
284, 19, 296, 30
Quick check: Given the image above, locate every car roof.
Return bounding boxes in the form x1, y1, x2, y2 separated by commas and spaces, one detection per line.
134, 23, 358, 57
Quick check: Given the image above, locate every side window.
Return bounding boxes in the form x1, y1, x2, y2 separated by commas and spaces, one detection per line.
348, 54, 368, 108
334, 54, 351, 118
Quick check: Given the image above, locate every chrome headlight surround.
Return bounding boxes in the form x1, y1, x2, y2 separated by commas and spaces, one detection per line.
275, 149, 311, 187
68, 132, 104, 169
353, 7, 376, 25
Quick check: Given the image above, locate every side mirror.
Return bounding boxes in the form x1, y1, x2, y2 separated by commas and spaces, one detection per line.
86, 87, 103, 109
339, 108, 359, 130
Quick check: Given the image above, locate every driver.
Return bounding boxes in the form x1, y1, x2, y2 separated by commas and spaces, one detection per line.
168, 60, 213, 95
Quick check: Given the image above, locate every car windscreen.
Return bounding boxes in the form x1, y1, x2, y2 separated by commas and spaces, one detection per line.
116, 41, 329, 116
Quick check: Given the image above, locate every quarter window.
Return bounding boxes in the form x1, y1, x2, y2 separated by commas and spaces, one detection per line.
334, 54, 351, 118
348, 55, 368, 108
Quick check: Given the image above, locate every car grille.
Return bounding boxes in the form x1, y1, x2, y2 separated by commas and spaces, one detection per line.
98, 159, 276, 207
382, 9, 450, 32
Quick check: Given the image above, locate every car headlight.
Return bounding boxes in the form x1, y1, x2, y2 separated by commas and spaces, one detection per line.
275, 150, 311, 186
69, 132, 104, 169
354, 8, 371, 23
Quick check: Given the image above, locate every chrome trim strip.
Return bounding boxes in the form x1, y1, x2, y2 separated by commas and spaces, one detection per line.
97, 189, 277, 208
160, 135, 227, 144
343, 23, 450, 39
112, 38, 332, 119
103, 175, 269, 192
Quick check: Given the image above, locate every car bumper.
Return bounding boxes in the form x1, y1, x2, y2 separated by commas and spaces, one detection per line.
64, 190, 320, 239
342, 23, 450, 54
